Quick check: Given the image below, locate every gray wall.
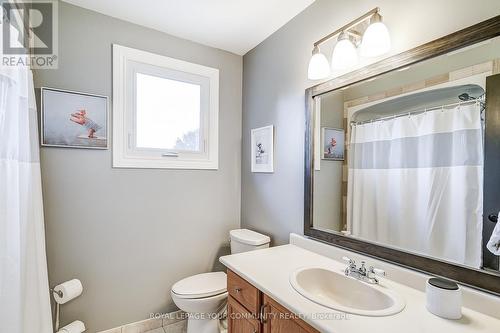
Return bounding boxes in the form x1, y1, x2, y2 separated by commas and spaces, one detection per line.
313, 92, 344, 232
34, 2, 242, 332
241, 0, 500, 245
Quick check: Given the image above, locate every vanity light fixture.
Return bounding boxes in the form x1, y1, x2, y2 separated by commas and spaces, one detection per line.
307, 7, 391, 80
307, 45, 331, 80
331, 32, 358, 70
360, 12, 391, 57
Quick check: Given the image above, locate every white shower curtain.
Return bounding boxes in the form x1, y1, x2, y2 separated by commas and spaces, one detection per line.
0, 65, 53, 332
347, 103, 483, 268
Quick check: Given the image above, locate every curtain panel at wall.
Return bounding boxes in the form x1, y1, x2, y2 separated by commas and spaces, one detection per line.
347, 103, 483, 268
0, 65, 53, 333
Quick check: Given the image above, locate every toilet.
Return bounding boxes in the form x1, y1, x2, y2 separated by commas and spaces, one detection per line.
171, 229, 270, 333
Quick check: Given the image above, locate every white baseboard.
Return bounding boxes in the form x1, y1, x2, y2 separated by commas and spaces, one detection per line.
97, 310, 186, 333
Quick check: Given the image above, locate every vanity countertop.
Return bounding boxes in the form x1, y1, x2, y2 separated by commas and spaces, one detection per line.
220, 244, 500, 333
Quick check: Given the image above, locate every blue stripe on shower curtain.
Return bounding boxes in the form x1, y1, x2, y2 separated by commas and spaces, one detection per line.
350, 129, 483, 169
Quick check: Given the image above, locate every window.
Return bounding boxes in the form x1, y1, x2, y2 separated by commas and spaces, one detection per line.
112, 44, 219, 169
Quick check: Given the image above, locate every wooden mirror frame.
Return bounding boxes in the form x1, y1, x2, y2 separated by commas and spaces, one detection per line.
304, 15, 500, 295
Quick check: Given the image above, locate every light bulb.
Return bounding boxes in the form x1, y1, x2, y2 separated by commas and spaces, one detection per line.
307, 46, 330, 80
331, 32, 358, 70
360, 13, 391, 57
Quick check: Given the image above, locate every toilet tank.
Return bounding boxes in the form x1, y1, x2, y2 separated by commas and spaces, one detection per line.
230, 229, 270, 254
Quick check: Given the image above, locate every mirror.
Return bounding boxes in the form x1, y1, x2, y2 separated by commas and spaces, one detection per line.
305, 18, 500, 294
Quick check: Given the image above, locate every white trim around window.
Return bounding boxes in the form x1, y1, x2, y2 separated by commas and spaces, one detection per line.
112, 44, 219, 169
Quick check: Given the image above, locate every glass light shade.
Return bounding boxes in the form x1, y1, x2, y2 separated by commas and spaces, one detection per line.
307, 51, 330, 80
331, 37, 358, 70
360, 21, 391, 57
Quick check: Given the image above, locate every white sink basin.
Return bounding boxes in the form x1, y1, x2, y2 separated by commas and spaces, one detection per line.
290, 267, 405, 316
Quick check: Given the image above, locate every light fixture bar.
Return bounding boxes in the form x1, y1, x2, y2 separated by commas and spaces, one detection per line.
313, 7, 379, 47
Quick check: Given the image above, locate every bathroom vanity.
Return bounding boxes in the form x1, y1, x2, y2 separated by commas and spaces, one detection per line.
220, 234, 500, 333
227, 269, 318, 333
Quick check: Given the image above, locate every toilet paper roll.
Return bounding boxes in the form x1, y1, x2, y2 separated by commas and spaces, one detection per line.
57, 320, 86, 333
53, 279, 83, 304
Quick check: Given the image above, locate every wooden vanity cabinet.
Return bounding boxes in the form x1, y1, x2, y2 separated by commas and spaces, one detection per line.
262, 295, 318, 333
228, 269, 261, 315
227, 269, 319, 333
228, 295, 261, 333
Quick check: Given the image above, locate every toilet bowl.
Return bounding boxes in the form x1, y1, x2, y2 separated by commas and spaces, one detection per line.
171, 272, 228, 333
171, 229, 270, 333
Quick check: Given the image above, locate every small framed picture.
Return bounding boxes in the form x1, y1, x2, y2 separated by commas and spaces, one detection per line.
322, 127, 344, 160
41, 87, 109, 149
251, 125, 274, 173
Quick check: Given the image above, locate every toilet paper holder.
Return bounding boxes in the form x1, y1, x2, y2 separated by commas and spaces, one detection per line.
50, 287, 62, 332
50, 288, 63, 298
50, 280, 84, 332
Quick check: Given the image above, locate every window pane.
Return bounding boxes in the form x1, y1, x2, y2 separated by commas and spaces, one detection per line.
136, 73, 201, 151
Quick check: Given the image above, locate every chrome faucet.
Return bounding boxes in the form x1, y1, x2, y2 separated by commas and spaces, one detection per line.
342, 256, 386, 284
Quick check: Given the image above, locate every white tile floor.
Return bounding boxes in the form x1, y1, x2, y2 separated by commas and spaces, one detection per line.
145, 329, 164, 333
144, 320, 187, 333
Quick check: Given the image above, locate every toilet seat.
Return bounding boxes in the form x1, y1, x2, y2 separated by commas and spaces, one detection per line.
172, 272, 227, 299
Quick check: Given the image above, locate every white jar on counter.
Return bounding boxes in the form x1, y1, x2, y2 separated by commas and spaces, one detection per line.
425, 277, 462, 319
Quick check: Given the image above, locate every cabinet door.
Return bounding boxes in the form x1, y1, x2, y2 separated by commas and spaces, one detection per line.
228, 269, 261, 315
262, 295, 319, 333
228, 295, 261, 333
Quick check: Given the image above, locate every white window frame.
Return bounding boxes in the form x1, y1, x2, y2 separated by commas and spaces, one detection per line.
112, 44, 219, 169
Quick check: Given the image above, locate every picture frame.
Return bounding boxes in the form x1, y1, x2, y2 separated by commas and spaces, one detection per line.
41, 87, 109, 149
322, 127, 344, 160
251, 125, 274, 173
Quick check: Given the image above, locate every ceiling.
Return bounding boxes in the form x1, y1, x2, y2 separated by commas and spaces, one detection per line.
61, 0, 316, 55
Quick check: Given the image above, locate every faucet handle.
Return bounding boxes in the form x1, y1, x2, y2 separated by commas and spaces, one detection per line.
369, 266, 386, 277
359, 261, 367, 273
342, 256, 356, 266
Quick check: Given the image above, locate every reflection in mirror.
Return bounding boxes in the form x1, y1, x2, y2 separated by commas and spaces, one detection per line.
311, 36, 500, 273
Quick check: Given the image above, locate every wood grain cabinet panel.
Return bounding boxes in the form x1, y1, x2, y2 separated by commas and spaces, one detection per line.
226, 271, 319, 333
228, 295, 261, 333
262, 295, 319, 333
228, 270, 261, 315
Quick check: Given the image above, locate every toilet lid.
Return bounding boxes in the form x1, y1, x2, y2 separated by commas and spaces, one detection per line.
172, 272, 227, 298
230, 229, 270, 246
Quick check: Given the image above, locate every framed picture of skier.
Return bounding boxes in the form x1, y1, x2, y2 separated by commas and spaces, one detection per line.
322, 127, 344, 161
41, 87, 108, 149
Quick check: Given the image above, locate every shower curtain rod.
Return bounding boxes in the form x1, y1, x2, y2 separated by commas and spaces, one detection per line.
350, 99, 483, 126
